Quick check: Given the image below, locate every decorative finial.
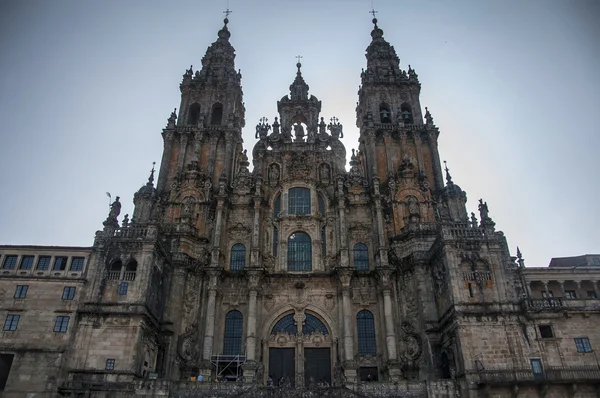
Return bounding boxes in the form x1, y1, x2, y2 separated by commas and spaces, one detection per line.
223, 5, 232, 25
516, 247, 525, 268
369, 5, 378, 26
425, 107, 434, 125
295, 55, 303, 71
148, 161, 156, 185
443, 160, 453, 185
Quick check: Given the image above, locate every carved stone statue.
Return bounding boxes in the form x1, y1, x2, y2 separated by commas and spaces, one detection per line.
103, 196, 121, 227
268, 164, 280, 184
478, 199, 489, 220
293, 123, 305, 141
320, 163, 330, 181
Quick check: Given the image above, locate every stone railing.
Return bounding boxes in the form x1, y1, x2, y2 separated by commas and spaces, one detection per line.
123, 271, 137, 281
441, 223, 486, 241
523, 298, 565, 310
111, 224, 158, 240
462, 271, 493, 282
107, 271, 120, 280
468, 366, 600, 384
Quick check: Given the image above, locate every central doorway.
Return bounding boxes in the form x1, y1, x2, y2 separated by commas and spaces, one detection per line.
269, 348, 295, 387
304, 348, 331, 387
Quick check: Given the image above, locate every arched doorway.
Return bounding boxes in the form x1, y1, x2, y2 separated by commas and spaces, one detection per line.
267, 311, 332, 388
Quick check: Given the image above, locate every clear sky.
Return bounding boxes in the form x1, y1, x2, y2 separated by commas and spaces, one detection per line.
0, 0, 598, 267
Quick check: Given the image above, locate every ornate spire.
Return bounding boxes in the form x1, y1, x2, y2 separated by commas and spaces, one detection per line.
516, 247, 525, 268
148, 162, 156, 185
425, 107, 434, 126
289, 56, 309, 101
362, 9, 401, 84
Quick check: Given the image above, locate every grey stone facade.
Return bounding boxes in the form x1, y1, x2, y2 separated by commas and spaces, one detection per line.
1, 16, 599, 398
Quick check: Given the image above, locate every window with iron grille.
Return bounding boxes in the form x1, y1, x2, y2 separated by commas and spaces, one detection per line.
106, 359, 115, 370
353, 243, 369, 270
303, 314, 329, 335
2, 255, 17, 269
54, 316, 70, 333
62, 286, 76, 300
288, 188, 311, 215
36, 256, 51, 270
357, 310, 377, 355
3, 314, 19, 331
118, 282, 128, 296
287, 232, 312, 271
565, 290, 577, 299
19, 256, 34, 270
70, 257, 85, 271
223, 310, 243, 355
588, 291, 598, 299
271, 314, 297, 335
53, 256, 68, 271
575, 337, 592, 353
230, 244, 246, 271
14, 285, 28, 299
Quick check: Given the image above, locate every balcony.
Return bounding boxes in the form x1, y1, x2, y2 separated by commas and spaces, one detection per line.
469, 366, 600, 385
523, 298, 565, 310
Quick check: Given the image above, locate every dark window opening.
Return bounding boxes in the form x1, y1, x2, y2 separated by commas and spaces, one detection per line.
353, 243, 369, 271
187, 103, 200, 125
36, 256, 51, 270
210, 103, 223, 126
54, 316, 70, 333
124, 260, 137, 281
106, 359, 115, 370
62, 286, 76, 300
118, 282, 129, 296
575, 337, 592, 353
0, 354, 15, 390
357, 310, 377, 355
14, 285, 28, 299
359, 367, 378, 382
468, 283, 474, 297
2, 255, 17, 270
400, 103, 413, 124
565, 290, 577, 299
223, 310, 243, 355
230, 243, 246, 271
321, 227, 326, 258
440, 352, 452, 379
53, 256, 68, 271
288, 187, 311, 215
70, 257, 85, 271
287, 232, 312, 272
272, 314, 298, 335
3, 315, 19, 331
587, 291, 598, 299
19, 256, 34, 270
379, 104, 392, 124
273, 227, 278, 257
538, 325, 554, 339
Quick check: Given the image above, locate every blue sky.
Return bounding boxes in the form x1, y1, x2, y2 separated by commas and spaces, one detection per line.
0, 0, 598, 266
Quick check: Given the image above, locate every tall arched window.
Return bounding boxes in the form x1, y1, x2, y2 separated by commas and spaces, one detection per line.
400, 103, 413, 124
187, 103, 200, 125
107, 260, 122, 280
210, 103, 223, 125
223, 310, 243, 355
288, 187, 311, 214
230, 244, 246, 271
353, 243, 369, 270
357, 310, 377, 355
124, 259, 137, 281
288, 232, 312, 271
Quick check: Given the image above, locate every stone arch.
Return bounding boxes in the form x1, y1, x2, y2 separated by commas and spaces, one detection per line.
400, 102, 413, 124
261, 305, 337, 341
379, 103, 392, 124
210, 103, 223, 125
187, 102, 200, 125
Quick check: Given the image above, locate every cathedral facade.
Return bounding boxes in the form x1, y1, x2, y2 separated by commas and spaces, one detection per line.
1, 14, 599, 398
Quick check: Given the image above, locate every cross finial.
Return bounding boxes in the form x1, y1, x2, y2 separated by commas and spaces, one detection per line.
369, 8, 378, 18
296, 55, 303, 64
330, 116, 339, 124
223, 7, 232, 18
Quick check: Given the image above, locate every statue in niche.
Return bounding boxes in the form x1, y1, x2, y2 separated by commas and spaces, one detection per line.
293, 123, 305, 141
318, 117, 327, 135
268, 164, 280, 184
320, 163, 330, 181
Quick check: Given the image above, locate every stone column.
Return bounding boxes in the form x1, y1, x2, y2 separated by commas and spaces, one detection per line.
157, 131, 174, 191
207, 135, 218, 178
245, 272, 261, 361
202, 270, 220, 360
193, 131, 203, 163
558, 281, 566, 297
379, 270, 400, 381
338, 270, 357, 383
414, 132, 425, 172
592, 281, 599, 299
372, 177, 388, 268
575, 281, 583, 299
224, 131, 235, 181
337, 179, 349, 267
177, 133, 189, 175
165, 266, 188, 379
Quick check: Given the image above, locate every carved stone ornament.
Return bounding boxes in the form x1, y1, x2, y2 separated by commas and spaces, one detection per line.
401, 321, 422, 362
227, 222, 252, 240
177, 323, 199, 363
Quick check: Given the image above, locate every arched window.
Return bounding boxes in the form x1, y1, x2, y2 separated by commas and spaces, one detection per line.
187, 103, 200, 125
357, 310, 377, 355
288, 187, 311, 215
400, 103, 413, 124
223, 310, 243, 355
230, 244, 246, 271
354, 243, 369, 270
303, 314, 329, 335
124, 259, 137, 281
210, 103, 223, 125
288, 232, 312, 271
271, 314, 297, 335
321, 226, 326, 258
379, 103, 392, 124
108, 260, 122, 280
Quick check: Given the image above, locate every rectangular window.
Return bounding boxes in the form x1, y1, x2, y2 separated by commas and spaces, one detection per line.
588, 291, 598, 299
538, 325, 554, 338
62, 286, 76, 300
575, 337, 592, 353
468, 283, 474, 297
3, 314, 20, 331
19, 255, 34, 270
118, 282, 128, 296
288, 187, 311, 214
70, 257, 85, 271
14, 285, 28, 299
105, 359, 115, 370
565, 290, 577, 299
36, 256, 51, 270
593, 257, 600, 265
53, 256, 68, 271
542, 290, 554, 298
53, 316, 70, 333
2, 255, 17, 270
530, 359, 544, 380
